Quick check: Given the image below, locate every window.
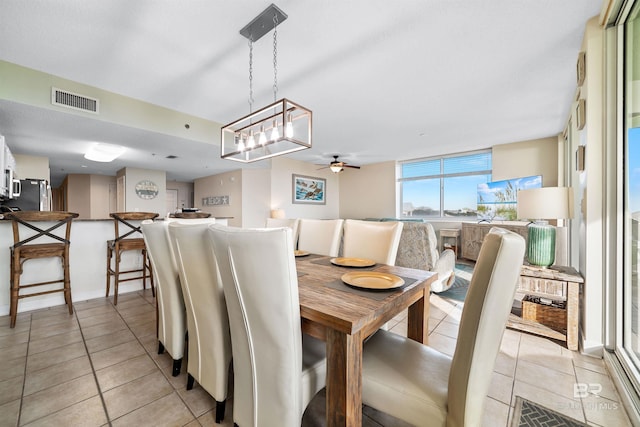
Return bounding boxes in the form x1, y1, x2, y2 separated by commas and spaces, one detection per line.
398, 151, 492, 218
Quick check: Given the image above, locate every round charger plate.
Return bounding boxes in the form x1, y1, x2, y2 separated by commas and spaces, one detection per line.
341, 271, 405, 290
330, 257, 376, 267
294, 250, 310, 257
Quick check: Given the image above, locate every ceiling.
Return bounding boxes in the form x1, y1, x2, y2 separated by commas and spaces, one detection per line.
0, 0, 602, 187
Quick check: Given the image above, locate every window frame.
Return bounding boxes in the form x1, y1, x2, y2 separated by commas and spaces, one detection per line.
397, 149, 492, 219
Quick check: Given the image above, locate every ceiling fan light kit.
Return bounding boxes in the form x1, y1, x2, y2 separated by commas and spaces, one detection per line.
330, 163, 343, 173
221, 3, 312, 163
321, 155, 361, 173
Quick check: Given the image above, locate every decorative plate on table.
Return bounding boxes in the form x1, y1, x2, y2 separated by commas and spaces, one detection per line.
330, 257, 376, 267
341, 272, 405, 290
294, 250, 310, 257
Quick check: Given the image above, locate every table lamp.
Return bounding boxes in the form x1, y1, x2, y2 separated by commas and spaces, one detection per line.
270, 208, 286, 219
517, 187, 573, 268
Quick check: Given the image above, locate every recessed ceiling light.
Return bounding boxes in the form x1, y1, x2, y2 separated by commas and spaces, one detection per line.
84, 143, 126, 162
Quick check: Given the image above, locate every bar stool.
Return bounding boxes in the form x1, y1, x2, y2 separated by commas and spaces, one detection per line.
106, 212, 159, 305
6, 211, 79, 328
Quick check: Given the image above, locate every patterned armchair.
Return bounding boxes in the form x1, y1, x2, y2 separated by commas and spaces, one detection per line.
394, 221, 456, 293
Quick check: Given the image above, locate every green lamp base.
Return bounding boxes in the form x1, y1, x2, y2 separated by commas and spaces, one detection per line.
527, 223, 556, 268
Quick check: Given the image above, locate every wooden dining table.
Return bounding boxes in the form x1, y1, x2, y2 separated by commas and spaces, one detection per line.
296, 254, 437, 427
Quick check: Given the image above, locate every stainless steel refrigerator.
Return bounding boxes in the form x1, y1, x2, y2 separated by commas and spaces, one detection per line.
1, 179, 51, 211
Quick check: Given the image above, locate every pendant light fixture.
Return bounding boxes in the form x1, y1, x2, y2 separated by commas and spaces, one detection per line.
221, 4, 312, 163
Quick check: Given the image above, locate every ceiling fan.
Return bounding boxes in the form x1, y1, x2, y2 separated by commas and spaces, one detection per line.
317, 155, 361, 173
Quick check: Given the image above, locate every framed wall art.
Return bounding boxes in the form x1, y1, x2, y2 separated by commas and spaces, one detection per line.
576, 98, 586, 130
292, 174, 326, 204
577, 51, 586, 87
576, 145, 586, 172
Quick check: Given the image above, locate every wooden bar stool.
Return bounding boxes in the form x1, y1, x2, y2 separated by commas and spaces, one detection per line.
106, 212, 159, 305
6, 211, 79, 328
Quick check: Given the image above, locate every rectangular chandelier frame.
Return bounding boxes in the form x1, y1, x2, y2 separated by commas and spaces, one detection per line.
220, 98, 312, 163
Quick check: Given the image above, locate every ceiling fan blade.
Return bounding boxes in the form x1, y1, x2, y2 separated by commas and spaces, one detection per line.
344, 164, 360, 169
316, 166, 329, 170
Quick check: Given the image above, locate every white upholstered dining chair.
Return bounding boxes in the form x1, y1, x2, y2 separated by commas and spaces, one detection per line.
141, 218, 218, 377
168, 221, 232, 424
265, 217, 300, 247
361, 227, 525, 426
297, 218, 344, 256
141, 219, 185, 377
208, 225, 326, 427
342, 219, 404, 265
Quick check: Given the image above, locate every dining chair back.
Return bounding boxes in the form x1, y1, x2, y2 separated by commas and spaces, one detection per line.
106, 211, 159, 305
342, 219, 404, 265
167, 221, 231, 423
265, 217, 300, 248
141, 219, 190, 376
297, 218, 344, 256
6, 211, 79, 328
362, 227, 525, 427
208, 225, 326, 427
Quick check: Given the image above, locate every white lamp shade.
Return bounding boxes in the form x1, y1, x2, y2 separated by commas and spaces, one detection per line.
270, 209, 286, 219
517, 187, 574, 220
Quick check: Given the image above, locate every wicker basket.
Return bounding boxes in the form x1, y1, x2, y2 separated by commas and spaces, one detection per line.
522, 295, 567, 333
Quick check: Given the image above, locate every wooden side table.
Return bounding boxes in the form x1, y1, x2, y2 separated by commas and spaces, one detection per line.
506, 265, 584, 351
440, 228, 460, 259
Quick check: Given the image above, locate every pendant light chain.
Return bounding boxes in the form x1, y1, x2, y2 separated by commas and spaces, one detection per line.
273, 14, 278, 102
248, 38, 254, 113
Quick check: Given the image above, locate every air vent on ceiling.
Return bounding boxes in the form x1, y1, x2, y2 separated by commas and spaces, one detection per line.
51, 87, 99, 114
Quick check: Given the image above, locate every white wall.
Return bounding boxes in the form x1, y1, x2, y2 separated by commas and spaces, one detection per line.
14, 154, 50, 181
119, 167, 166, 215
241, 168, 271, 227
90, 175, 116, 219
194, 169, 243, 227
339, 161, 396, 219
0, 60, 221, 146
492, 137, 559, 186
573, 16, 605, 355
270, 157, 339, 219
166, 181, 194, 210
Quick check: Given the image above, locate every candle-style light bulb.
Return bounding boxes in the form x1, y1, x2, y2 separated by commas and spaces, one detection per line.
237, 136, 245, 152
285, 114, 293, 138
270, 120, 280, 141
247, 131, 255, 149
258, 125, 267, 145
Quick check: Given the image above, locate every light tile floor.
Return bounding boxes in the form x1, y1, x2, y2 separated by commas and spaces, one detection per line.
0, 289, 635, 427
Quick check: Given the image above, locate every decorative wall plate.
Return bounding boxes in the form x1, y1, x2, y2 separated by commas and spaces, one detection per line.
135, 180, 159, 199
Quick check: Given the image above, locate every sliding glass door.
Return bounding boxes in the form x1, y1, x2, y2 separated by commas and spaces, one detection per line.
623, 0, 640, 384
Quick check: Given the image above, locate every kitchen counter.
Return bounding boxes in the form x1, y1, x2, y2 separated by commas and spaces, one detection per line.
0, 216, 230, 316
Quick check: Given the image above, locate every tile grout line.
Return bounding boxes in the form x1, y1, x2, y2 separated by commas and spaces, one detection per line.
75, 302, 114, 427
506, 331, 521, 426
133, 291, 206, 424
111, 291, 203, 424
15, 314, 32, 427
18, 309, 104, 426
